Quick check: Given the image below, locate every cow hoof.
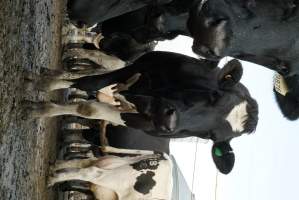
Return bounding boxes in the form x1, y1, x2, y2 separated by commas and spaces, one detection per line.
63, 57, 95, 72
92, 33, 103, 49
47, 177, 57, 188
24, 79, 35, 91
48, 164, 56, 176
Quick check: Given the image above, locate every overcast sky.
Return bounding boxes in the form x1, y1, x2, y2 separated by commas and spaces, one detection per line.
156, 36, 299, 200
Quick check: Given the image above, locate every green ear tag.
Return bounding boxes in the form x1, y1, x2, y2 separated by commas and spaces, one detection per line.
215, 147, 223, 157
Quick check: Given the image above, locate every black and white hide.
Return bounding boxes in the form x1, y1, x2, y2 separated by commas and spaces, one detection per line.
48, 147, 173, 200
24, 51, 259, 147
188, 0, 299, 120
66, 0, 196, 62
62, 121, 235, 174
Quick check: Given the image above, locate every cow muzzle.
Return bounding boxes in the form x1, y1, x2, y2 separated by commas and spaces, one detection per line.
191, 15, 230, 60
154, 108, 178, 134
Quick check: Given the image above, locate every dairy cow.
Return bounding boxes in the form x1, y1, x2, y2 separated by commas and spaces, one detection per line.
63, 122, 236, 174
188, 0, 299, 120
66, 0, 197, 62
48, 146, 173, 200
24, 51, 258, 147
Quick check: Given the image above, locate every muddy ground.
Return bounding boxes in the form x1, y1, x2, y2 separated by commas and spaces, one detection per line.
0, 0, 64, 199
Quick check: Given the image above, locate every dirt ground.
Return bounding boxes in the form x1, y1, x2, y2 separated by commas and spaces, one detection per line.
0, 0, 64, 199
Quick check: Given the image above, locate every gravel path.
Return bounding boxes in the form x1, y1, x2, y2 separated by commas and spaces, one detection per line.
0, 0, 64, 199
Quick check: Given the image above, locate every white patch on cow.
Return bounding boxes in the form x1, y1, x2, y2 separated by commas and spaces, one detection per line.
213, 20, 227, 56
225, 101, 248, 132
274, 73, 289, 96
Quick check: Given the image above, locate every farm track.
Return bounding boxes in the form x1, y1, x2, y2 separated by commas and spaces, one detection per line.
0, 0, 64, 199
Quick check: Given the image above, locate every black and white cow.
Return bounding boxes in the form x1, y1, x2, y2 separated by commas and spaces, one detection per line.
66, 0, 196, 63
24, 51, 258, 147
64, 122, 235, 174
48, 146, 173, 200
188, 0, 299, 120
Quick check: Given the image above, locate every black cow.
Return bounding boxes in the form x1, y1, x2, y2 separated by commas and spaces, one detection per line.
188, 0, 299, 120
25, 51, 258, 147
67, 0, 173, 27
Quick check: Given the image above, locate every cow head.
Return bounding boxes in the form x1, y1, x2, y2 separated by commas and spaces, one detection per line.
187, 0, 299, 72
144, 60, 258, 143
183, 60, 258, 143
212, 141, 235, 174
188, 0, 299, 120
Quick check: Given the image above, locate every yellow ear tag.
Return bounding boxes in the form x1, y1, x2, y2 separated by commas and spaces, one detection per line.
274, 73, 289, 96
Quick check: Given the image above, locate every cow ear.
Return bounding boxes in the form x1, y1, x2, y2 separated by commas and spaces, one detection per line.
212, 141, 235, 174
218, 59, 243, 89
273, 74, 299, 120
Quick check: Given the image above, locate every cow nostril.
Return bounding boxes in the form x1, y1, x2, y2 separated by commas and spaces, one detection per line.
200, 45, 214, 56
161, 125, 172, 133
166, 109, 175, 116
205, 17, 226, 27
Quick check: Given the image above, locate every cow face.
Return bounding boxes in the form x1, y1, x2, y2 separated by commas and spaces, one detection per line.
188, 0, 299, 75
145, 60, 258, 142
188, 0, 299, 120
212, 141, 235, 174
185, 60, 257, 142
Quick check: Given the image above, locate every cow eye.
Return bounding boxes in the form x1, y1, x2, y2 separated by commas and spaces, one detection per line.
225, 74, 232, 80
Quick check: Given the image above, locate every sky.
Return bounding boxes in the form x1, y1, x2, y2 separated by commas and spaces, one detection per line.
155, 36, 299, 200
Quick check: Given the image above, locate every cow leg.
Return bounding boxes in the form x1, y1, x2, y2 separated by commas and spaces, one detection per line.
24, 101, 127, 125
102, 146, 154, 155
24, 70, 69, 91
63, 48, 125, 71
63, 116, 99, 129
70, 64, 139, 93
69, 32, 103, 49
59, 180, 93, 195
50, 159, 95, 172
48, 166, 105, 187
99, 120, 109, 147
24, 72, 74, 91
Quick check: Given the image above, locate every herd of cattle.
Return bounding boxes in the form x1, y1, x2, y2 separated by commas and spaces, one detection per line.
23, 0, 299, 199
